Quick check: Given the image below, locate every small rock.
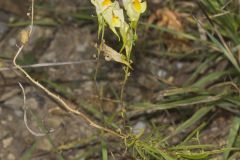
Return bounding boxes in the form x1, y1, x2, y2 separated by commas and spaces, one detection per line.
1, 120, 7, 125
133, 121, 146, 135
3, 137, 13, 148
0, 128, 9, 140
7, 153, 15, 160
26, 98, 39, 110
7, 115, 13, 122
9, 38, 16, 47
157, 69, 167, 78
14, 110, 23, 117
36, 138, 52, 151
4, 96, 23, 110
45, 117, 62, 128
176, 62, 184, 69
76, 41, 88, 52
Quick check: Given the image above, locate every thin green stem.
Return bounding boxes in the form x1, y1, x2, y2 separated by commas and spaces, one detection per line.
120, 64, 130, 126
94, 25, 106, 125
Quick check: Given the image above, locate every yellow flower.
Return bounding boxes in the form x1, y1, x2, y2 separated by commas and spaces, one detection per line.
102, 0, 112, 7
103, 5, 125, 37
133, 0, 142, 13
91, 0, 113, 14
112, 13, 121, 27
123, 0, 147, 21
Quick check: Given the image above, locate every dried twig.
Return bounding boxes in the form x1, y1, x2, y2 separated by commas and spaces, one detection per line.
19, 82, 54, 136
0, 60, 96, 71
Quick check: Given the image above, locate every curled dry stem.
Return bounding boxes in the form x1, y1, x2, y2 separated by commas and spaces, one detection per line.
13, 0, 125, 139
19, 82, 54, 137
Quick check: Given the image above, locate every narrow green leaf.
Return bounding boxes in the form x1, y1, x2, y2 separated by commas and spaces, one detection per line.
181, 122, 207, 145
193, 71, 228, 88
177, 148, 239, 160
175, 107, 213, 134
159, 87, 201, 97
170, 144, 215, 151
158, 150, 175, 160
224, 117, 240, 160
102, 140, 108, 160
143, 144, 175, 160
162, 106, 213, 142
206, 31, 240, 72
20, 143, 37, 160
177, 152, 209, 160
132, 96, 221, 112
185, 54, 219, 85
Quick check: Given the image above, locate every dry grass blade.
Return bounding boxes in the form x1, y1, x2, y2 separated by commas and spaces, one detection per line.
0, 60, 96, 71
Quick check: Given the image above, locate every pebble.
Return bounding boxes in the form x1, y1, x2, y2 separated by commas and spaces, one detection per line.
26, 98, 39, 110
7, 115, 13, 122
0, 129, 8, 140
76, 41, 88, 52
3, 137, 13, 148
7, 153, 15, 160
4, 96, 23, 110
1, 120, 7, 125
176, 62, 184, 69
8, 38, 17, 47
157, 69, 167, 78
133, 121, 146, 135
36, 138, 52, 151
14, 110, 23, 117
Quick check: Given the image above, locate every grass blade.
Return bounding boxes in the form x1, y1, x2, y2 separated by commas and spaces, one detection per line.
224, 117, 240, 160
193, 71, 228, 88
102, 140, 108, 160
175, 107, 213, 134
20, 142, 37, 160
162, 106, 213, 142
207, 32, 240, 72
132, 95, 221, 112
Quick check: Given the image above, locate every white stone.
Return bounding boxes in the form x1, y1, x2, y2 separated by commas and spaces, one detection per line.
133, 121, 146, 135
7, 153, 15, 160
3, 137, 13, 148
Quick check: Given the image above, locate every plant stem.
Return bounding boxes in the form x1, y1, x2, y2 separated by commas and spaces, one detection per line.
120, 65, 130, 126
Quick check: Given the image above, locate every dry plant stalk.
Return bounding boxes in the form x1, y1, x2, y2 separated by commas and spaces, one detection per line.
13, 0, 125, 139
19, 82, 54, 136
